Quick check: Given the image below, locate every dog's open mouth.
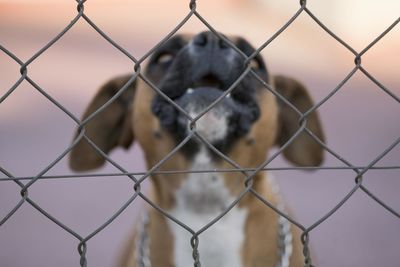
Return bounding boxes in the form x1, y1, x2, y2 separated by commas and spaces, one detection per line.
192, 73, 223, 89
152, 66, 261, 149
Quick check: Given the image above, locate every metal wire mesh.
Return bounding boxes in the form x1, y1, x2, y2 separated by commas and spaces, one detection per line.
1, 0, 399, 266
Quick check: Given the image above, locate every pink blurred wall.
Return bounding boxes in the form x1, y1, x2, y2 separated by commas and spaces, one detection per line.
1, 1, 399, 267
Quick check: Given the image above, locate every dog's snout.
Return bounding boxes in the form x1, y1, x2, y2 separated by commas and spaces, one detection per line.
191, 32, 230, 51
185, 31, 241, 90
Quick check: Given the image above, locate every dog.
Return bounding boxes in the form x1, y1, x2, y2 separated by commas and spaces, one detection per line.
69, 31, 324, 267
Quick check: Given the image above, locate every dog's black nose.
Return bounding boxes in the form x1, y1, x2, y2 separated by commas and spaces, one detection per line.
192, 31, 229, 50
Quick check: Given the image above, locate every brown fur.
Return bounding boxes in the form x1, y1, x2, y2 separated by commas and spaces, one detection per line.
69, 34, 324, 267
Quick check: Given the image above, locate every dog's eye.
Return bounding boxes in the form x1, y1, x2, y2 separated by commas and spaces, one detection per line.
249, 58, 260, 70
156, 53, 174, 65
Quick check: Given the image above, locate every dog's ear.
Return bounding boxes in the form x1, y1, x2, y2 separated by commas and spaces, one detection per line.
273, 75, 325, 166
69, 75, 136, 171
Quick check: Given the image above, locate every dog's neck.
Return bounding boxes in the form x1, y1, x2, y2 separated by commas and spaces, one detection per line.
173, 147, 232, 214
167, 146, 248, 267
138, 169, 294, 267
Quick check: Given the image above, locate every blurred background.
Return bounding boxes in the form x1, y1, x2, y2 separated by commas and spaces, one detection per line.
1, 0, 399, 266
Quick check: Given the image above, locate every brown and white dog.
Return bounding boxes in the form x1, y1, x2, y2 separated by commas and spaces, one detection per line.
69, 32, 324, 267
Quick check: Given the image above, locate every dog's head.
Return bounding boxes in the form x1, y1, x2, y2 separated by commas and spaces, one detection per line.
70, 31, 324, 176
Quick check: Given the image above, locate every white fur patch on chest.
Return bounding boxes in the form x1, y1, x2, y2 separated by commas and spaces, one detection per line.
168, 148, 247, 267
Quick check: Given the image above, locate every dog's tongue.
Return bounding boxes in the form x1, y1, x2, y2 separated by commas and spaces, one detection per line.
176, 87, 234, 143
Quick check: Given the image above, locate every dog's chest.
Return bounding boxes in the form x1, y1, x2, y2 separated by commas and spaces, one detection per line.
168, 149, 247, 267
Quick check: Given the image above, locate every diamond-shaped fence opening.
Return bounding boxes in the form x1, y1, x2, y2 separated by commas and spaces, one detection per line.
1, 1, 399, 267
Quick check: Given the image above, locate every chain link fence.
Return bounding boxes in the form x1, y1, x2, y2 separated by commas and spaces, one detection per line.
1, 0, 399, 266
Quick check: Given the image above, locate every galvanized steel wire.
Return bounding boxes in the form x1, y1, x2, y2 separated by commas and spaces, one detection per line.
1, 0, 399, 266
